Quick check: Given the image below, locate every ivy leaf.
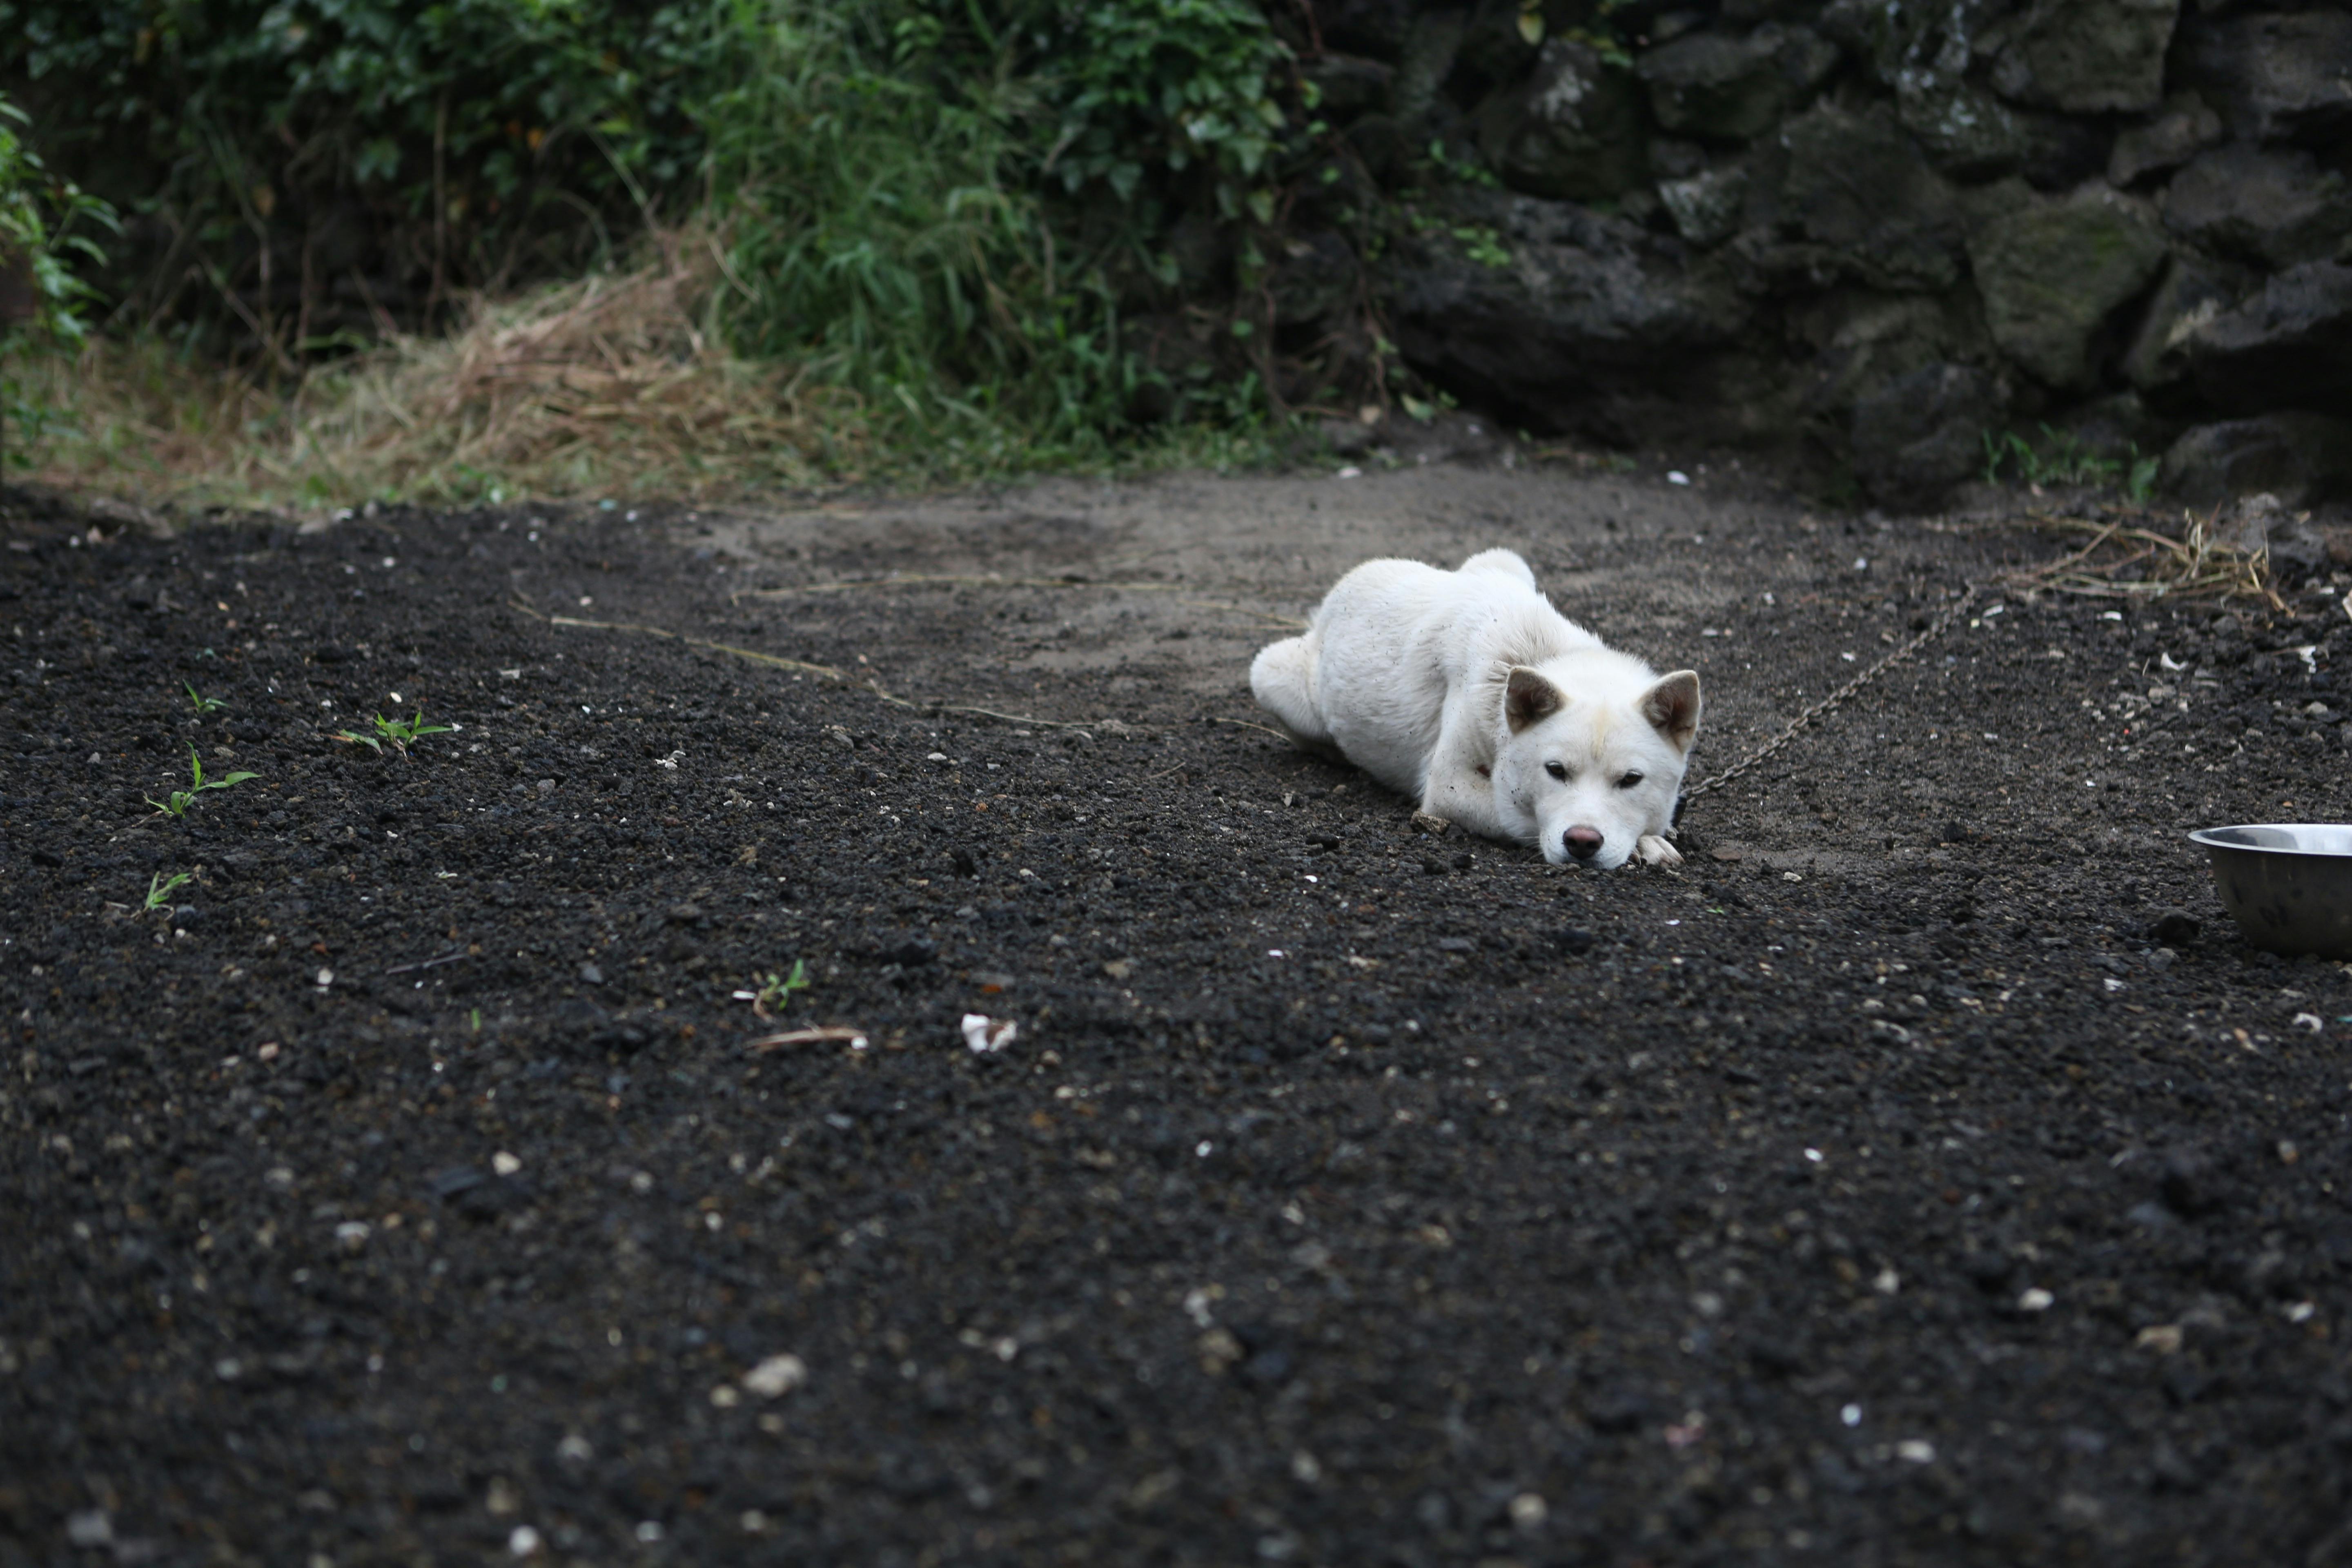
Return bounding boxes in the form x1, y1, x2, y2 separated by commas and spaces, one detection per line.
354, 137, 401, 183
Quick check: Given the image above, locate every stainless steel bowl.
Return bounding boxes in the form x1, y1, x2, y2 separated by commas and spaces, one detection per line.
2188, 824, 2352, 959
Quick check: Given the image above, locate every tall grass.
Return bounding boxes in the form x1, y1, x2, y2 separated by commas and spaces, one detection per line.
704, 0, 1146, 470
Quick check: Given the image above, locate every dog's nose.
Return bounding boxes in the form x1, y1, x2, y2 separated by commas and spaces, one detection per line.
1564, 825, 1603, 860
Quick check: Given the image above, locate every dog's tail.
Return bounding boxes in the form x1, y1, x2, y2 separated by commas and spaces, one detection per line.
1458, 548, 1537, 589
1250, 633, 1331, 747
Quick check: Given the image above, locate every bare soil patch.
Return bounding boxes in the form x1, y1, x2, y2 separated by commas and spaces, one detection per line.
5, 463, 2350, 1565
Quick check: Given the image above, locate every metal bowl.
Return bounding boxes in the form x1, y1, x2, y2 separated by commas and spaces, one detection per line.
2188, 824, 2352, 959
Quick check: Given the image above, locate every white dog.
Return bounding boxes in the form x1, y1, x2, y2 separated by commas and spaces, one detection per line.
1250, 549, 1699, 869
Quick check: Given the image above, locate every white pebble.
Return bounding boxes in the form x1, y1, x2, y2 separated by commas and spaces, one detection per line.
1897, 1439, 1936, 1463
743, 1353, 807, 1398
508, 1525, 542, 1557
2019, 1287, 2055, 1312
492, 1152, 522, 1177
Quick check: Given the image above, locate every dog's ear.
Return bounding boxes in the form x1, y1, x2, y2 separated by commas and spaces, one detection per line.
1640, 670, 1702, 751
1504, 666, 1564, 733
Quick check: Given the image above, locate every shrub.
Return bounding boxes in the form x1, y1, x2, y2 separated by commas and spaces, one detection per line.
0, 88, 118, 463
3, 0, 724, 355
705, 0, 1295, 463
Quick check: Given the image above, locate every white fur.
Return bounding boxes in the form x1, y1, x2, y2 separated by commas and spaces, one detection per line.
1251, 549, 1701, 870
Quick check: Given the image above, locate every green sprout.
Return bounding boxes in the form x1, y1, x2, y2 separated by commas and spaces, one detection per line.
334, 706, 454, 757
147, 746, 259, 817
747, 959, 811, 1018
141, 870, 192, 914
184, 682, 227, 713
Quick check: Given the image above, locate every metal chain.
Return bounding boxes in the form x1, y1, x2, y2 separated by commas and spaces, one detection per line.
1681, 583, 1981, 803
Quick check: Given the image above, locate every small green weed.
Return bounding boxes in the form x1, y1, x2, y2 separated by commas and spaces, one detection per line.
1405, 209, 1512, 268
334, 706, 454, 757
748, 958, 812, 1018
184, 682, 227, 713
141, 870, 192, 914
147, 746, 258, 817
1981, 423, 2155, 499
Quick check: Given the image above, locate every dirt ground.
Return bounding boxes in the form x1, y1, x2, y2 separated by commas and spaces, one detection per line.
6, 452, 2352, 1567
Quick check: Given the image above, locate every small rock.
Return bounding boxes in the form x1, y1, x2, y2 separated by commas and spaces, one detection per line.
961, 1013, 1017, 1054
66, 1510, 113, 1548
1474, 37, 1647, 200
2165, 145, 2352, 271
1101, 958, 1135, 982
1437, 937, 1475, 953
579, 962, 604, 985
1969, 185, 2168, 390
2149, 909, 2201, 946
535, 779, 556, 795
2185, 264, 2352, 430
1852, 363, 2009, 506
2180, 9, 2352, 146
743, 1353, 807, 1398
2109, 94, 2225, 188
2018, 1287, 2056, 1312
1987, 0, 2175, 114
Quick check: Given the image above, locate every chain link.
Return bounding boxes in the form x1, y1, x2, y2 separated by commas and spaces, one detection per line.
1681, 584, 1981, 804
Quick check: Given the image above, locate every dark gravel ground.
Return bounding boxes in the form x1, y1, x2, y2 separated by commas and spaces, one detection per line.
6, 467, 2352, 1568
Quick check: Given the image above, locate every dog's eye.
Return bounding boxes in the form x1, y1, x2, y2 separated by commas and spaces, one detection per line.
1615, 771, 1644, 789
1544, 761, 1567, 781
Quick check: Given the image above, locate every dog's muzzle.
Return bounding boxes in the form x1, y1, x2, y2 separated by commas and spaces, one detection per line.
1564, 825, 1604, 862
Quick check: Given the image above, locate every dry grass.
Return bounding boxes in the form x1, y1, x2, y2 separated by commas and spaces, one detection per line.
18, 230, 862, 512
2002, 504, 2286, 610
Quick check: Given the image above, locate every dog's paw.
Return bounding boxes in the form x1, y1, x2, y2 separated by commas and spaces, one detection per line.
1635, 834, 1684, 868
1410, 811, 1455, 837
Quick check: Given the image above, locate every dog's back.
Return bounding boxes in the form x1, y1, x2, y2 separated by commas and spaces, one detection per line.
1251, 550, 1591, 797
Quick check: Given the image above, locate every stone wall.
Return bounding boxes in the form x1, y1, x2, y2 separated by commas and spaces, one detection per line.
1294, 0, 2352, 507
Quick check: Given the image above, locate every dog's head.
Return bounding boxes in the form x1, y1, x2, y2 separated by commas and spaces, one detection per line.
1494, 664, 1701, 869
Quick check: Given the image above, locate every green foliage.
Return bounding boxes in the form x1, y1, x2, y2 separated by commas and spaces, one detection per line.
0, 93, 117, 345
1406, 209, 1510, 269
147, 744, 258, 816
333, 706, 453, 756
704, 0, 1292, 470
141, 869, 191, 914
1982, 423, 2157, 502
1, 89, 120, 465
6, 0, 724, 350
749, 957, 812, 1015
1040, 0, 1290, 223
9, 0, 1317, 481
183, 680, 227, 713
